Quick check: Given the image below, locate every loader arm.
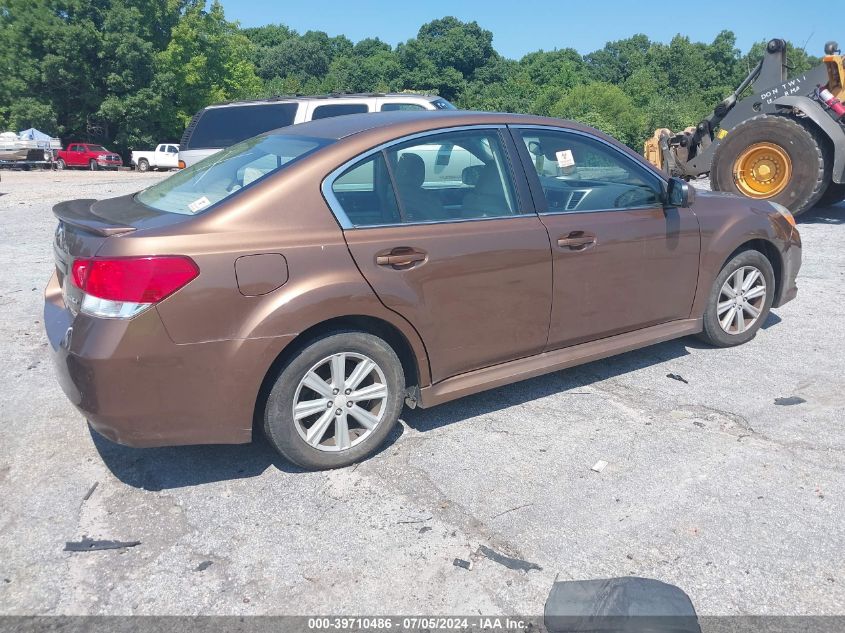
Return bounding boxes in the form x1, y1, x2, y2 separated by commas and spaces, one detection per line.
645, 39, 829, 180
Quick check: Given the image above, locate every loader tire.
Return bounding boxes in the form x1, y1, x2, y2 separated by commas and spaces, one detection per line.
818, 182, 845, 207
711, 114, 830, 216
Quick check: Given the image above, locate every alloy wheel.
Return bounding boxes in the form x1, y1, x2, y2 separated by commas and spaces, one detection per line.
717, 266, 767, 334
292, 352, 388, 452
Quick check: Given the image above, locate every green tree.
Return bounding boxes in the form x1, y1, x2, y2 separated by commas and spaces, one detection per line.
149, 1, 261, 134
1, 6, 830, 156
0, 0, 259, 155
549, 83, 645, 147
397, 17, 497, 99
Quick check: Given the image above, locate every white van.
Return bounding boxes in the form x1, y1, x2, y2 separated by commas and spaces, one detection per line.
179, 93, 456, 168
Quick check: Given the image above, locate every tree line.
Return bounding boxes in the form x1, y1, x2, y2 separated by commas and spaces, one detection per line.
0, 0, 820, 156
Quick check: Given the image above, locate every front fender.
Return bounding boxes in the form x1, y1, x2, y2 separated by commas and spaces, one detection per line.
690, 191, 797, 317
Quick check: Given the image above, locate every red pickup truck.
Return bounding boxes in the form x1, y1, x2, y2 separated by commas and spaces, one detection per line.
55, 143, 123, 171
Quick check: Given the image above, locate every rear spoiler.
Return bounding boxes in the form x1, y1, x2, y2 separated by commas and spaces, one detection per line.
52, 199, 137, 237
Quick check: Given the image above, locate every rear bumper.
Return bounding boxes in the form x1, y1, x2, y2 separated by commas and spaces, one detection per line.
44, 273, 292, 448
773, 227, 802, 308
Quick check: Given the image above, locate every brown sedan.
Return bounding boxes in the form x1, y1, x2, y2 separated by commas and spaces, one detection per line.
45, 111, 801, 469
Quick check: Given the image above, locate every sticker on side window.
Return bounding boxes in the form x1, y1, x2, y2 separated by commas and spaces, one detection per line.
555, 150, 575, 168
188, 196, 211, 213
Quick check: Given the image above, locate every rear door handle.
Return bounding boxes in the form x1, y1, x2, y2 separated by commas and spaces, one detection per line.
376, 248, 428, 268
557, 232, 597, 251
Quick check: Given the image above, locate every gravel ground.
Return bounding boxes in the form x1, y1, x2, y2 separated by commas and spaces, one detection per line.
0, 170, 844, 616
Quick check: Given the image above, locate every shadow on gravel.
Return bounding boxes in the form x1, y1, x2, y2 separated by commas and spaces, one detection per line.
404, 316, 783, 435
94, 316, 785, 488
405, 336, 697, 434
91, 414, 407, 490
91, 429, 301, 490
798, 203, 844, 225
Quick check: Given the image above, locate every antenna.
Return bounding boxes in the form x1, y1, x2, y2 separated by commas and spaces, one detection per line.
798, 29, 814, 56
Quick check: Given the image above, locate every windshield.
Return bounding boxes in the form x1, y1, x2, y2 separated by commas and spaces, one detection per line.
431, 99, 456, 110
137, 133, 332, 215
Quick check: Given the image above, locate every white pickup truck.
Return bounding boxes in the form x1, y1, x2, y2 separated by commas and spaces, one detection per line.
131, 143, 180, 172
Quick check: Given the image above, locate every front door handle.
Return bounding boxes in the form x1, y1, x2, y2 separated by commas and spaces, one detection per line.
557, 232, 597, 251
376, 247, 428, 268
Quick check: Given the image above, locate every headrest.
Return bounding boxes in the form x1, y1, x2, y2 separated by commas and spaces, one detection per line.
395, 153, 426, 188
461, 164, 484, 186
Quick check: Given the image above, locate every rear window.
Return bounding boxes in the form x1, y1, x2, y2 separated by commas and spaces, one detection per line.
137, 133, 331, 215
380, 103, 426, 112
185, 103, 299, 150
312, 103, 369, 120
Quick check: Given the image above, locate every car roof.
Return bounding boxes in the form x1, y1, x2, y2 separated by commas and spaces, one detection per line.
205, 93, 440, 109
281, 110, 554, 140
279, 110, 656, 176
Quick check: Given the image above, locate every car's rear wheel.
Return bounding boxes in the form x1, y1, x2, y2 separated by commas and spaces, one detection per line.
55, 158, 66, 170
137, 158, 150, 172
698, 250, 775, 347
263, 332, 405, 469
89, 159, 98, 171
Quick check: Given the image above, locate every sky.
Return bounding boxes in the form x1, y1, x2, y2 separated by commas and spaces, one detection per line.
221, 0, 829, 59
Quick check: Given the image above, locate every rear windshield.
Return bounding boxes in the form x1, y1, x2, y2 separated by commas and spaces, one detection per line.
185, 103, 299, 150
137, 133, 331, 215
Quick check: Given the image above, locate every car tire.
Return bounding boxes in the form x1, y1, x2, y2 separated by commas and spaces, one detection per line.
89, 159, 98, 171
710, 115, 830, 216
55, 158, 66, 171
263, 331, 405, 470
818, 182, 845, 207
138, 158, 150, 172
698, 250, 775, 348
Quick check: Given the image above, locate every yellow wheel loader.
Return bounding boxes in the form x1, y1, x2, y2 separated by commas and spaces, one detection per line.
645, 39, 845, 215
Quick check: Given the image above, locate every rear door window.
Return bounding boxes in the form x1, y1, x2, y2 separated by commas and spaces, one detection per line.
387, 130, 518, 222
329, 129, 520, 227
185, 103, 299, 150
311, 103, 369, 120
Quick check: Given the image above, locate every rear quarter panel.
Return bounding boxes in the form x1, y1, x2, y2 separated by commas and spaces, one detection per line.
101, 156, 432, 388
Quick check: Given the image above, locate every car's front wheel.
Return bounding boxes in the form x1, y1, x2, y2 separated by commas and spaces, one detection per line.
89, 159, 98, 171
263, 332, 405, 469
698, 250, 775, 347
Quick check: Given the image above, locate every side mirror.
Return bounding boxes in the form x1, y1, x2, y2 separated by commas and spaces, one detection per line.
666, 177, 695, 208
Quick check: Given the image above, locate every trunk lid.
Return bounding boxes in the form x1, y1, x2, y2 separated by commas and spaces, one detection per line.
52, 194, 186, 314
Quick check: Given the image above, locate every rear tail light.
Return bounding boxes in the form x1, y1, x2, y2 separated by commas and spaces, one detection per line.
178, 160, 186, 169
71, 256, 199, 318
